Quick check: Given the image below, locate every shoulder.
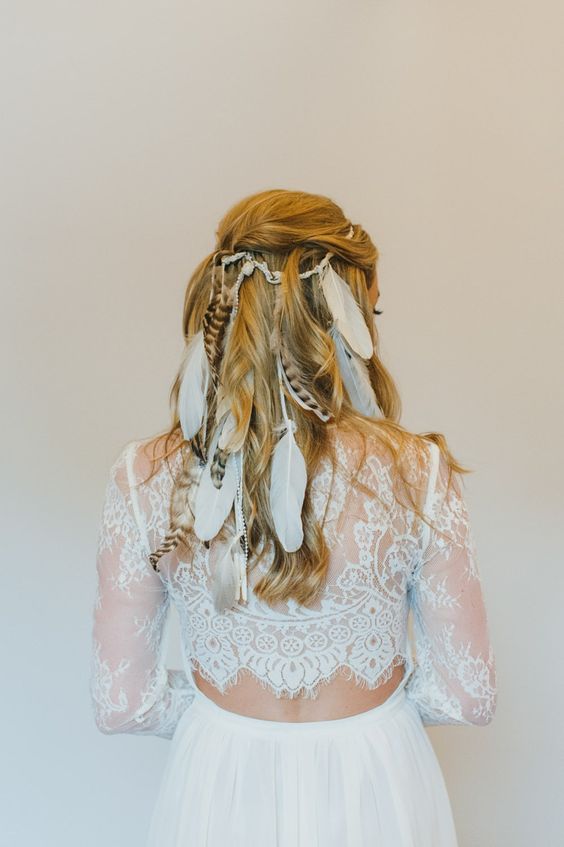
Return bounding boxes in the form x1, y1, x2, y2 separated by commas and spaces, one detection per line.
362, 426, 433, 486
329, 425, 426, 499
359, 428, 443, 512
330, 425, 391, 467
109, 429, 185, 491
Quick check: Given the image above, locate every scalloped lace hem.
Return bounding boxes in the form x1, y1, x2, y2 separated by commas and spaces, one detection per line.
188, 654, 410, 701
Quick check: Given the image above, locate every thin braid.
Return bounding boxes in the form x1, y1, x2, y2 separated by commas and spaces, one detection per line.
148, 449, 202, 572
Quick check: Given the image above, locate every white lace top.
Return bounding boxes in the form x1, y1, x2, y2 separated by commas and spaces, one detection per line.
90, 430, 497, 738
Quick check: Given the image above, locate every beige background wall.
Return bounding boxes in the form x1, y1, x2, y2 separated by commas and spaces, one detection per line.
2, 1, 562, 844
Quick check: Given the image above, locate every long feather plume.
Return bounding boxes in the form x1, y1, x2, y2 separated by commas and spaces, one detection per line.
269, 357, 308, 552
319, 260, 373, 359
217, 410, 238, 452
193, 423, 238, 541
211, 530, 244, 612
330, 323, 381, 417
277, 345, 332, 421
215, 387, 230, 426
270, 283, 330, 421
178, 329, 210, 441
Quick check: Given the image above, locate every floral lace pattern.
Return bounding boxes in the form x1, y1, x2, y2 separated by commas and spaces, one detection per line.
406, 446, 497, 725
90, 457, 195, 738
90, 431, 497, 736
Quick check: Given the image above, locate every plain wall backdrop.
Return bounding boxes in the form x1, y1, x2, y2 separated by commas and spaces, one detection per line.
2, 1, 563, 845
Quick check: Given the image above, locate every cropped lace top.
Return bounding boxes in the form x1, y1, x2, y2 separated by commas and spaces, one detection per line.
90, 430, 497, 738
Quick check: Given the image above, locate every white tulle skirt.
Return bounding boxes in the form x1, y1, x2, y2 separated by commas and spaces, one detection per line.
146, 675, 458, 847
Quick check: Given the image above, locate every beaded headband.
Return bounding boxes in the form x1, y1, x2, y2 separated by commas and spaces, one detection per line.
171, 223, 380, 611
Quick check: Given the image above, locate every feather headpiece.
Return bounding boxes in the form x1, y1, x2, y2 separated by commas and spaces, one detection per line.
172, 224, 382, 610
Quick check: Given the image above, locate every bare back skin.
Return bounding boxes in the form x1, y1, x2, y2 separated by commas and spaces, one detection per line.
193, 663, 406, 721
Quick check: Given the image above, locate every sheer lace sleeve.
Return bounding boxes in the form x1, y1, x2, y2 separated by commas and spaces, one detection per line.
405, 442, 497, 726
90, 441, 196, 738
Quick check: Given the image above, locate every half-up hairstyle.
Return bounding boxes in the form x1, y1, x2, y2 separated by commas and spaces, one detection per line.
139, 188, 470, 608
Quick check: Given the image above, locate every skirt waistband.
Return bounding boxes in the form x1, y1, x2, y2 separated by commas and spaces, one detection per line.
188, 674, 410, 735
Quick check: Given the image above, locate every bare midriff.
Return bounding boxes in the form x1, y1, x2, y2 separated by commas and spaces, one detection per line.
192, 662, 406, 722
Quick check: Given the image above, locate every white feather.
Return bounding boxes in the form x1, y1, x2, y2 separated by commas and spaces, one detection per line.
331, 324, 381, 417
320, 263, 374, 359
215, 387, 230, 426
211, 531, 243, 612
187, 462, 205, 518
269, 422, 308, 552
193, 425, 238, 541
178, 330, 210, 441
218, 409, 236, 450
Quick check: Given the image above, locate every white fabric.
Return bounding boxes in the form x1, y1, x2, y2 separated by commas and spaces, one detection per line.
90, 428, 496, 737
146, 674, 459, 846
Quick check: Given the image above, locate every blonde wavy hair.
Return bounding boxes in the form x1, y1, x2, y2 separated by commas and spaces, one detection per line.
139, 188, 470, 607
